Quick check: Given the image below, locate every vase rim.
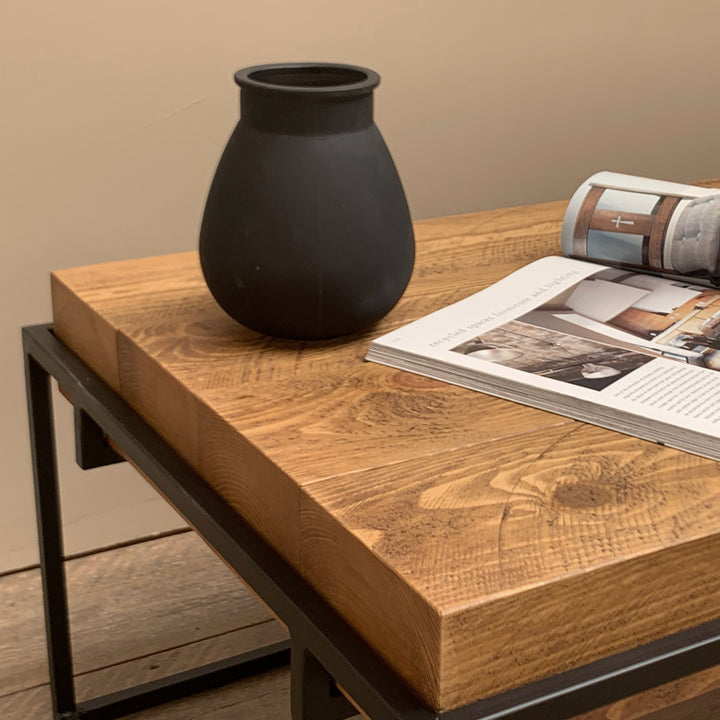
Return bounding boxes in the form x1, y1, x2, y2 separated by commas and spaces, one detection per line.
234, 62, 380, 96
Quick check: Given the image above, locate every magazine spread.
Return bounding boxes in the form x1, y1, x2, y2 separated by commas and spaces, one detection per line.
366, 172, 720, 460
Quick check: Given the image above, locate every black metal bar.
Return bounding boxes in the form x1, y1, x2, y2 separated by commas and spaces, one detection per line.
443, 617, 720, 720
22, 324, 720, 720
290, 642, 358, 720
74, 407, 125, 470
24, 350, 77, 718
77, 641, 291, 720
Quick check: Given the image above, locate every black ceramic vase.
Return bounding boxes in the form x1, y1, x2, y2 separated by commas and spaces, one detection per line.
199, 63, 415, 339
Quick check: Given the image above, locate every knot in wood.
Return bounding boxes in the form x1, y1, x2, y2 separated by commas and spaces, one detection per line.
553, 482, 612, 509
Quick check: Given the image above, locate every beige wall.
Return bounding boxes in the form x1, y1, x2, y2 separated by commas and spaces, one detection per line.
3, 0, 720, 572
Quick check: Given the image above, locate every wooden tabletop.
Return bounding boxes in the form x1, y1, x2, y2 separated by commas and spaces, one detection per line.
51, 198, 720, 712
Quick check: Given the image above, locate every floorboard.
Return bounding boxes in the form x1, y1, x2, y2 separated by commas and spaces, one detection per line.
0, 531, 279, 695
0, 667, 291, 720
0, 531, 293, 719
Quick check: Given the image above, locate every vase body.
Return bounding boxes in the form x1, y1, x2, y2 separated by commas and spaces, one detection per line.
199, 63, 415, 339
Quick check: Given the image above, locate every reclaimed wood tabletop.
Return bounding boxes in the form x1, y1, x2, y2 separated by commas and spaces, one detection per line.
51, 194, 720, 712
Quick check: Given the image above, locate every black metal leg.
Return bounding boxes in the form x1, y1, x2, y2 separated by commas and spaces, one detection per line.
24, 353, 78, 719
74, 407, 125, 470
291, 641, 358, 720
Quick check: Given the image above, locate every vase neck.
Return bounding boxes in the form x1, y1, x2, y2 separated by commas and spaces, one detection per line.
240, 89, 374, 134
234, 63, 379, 135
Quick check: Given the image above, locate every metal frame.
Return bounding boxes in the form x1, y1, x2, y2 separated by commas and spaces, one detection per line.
22, 323, 720, 720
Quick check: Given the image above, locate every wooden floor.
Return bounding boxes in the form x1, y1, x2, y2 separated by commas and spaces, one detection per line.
0, 531, 294, 719
2, 530, 720, 720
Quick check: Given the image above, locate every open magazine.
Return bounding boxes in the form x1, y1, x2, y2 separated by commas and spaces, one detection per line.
366, 171, 720, 460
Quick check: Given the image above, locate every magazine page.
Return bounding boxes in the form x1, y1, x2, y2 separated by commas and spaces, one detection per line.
562, 171, 720, 287
368, 255, 720, 454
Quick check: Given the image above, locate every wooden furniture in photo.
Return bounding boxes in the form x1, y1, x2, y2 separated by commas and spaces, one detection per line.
572, 182, 683, 267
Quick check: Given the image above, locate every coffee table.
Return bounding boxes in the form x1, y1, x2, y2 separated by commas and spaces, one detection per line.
24, 196, 720, 719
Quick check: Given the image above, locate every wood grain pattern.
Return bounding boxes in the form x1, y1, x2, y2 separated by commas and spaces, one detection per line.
573, 185, 604, 255
301, 423, 720, 707
0, 531, 292, 720
648, 195, 681, 268
50, 188, 720, 711
1, 667, 292, 720
0, 532, 279, 697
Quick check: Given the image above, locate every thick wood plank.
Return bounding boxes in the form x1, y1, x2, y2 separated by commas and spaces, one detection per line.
50, 191, 720, 711
301, 423, 720, 707
198, 364, 571, 485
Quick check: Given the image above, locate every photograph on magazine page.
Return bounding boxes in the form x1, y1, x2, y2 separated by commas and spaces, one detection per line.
452, 267, 720, 389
